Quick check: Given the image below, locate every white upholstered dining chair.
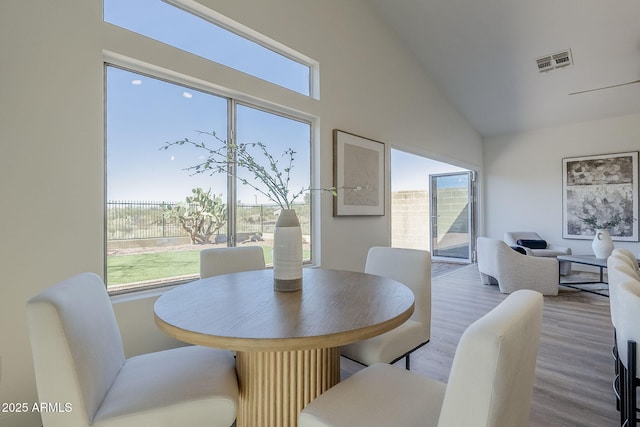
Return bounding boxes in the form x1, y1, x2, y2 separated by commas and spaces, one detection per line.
615, 279, 640, 427
607, 250, 638, 419
608, 249, 640, 426
27, 272, 239, 427
608, 249, 639, 332
341, 246, 431, 370
300, 289, 544, 427
200, 245, 266, 278
612, 248, 640, 274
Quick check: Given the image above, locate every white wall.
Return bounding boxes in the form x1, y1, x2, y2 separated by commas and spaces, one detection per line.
483, 113, 640, 256
203, 0, 482, 270
0, 1, 481, 425
0, 2, 104, 426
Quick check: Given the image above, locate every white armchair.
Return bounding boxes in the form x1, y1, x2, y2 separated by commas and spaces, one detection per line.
504, 231, 572, 275
477, 237, 559, 295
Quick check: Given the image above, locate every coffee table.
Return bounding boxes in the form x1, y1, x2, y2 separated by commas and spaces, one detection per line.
557, 254, 609, 285
153, 268, 415, 427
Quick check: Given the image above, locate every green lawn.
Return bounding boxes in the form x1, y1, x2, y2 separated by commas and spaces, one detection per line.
107, 250, 201, 285
107, 246, 309, 286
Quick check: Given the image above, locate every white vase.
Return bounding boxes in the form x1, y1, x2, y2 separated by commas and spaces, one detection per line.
592, 229, 614, 259
273, 209, 303, 292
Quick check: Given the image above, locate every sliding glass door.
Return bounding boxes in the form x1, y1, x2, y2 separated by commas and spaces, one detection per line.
429, 172, 476, 262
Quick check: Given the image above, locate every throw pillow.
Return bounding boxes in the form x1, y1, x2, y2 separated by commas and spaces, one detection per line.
511, 246, 527, 255
516, 239, 547, 249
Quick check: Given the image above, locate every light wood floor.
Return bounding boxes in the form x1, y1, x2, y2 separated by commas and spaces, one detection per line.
341, 264, 618, 427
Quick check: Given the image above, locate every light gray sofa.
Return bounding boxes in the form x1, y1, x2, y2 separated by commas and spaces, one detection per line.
504, 231, 572, 275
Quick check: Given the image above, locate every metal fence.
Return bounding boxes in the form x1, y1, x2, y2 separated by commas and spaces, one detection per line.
106, 201, 182, 240
106, 201, 311, 241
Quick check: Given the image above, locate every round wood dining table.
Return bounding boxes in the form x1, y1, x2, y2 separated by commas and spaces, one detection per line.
154, 267, 414, 427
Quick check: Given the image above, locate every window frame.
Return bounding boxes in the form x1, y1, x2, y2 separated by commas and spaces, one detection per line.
166, 0, 320, 99
104, 0, 320, 99
104, 58, 318, 294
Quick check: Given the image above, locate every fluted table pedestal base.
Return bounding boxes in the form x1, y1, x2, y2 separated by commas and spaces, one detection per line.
236, 348, 340, 427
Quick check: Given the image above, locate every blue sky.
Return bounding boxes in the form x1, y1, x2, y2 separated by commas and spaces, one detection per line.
107, 66, 226, 202
105, 0, 466, 203
106, 66, 311, 203
391, 149, 466, 191
104, 0, 309, 96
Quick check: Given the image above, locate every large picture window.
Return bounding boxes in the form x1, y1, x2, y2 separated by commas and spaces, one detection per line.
106, 66, 312, 292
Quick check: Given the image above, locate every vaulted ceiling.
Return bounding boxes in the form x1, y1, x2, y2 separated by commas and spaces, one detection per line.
370, 0, 640, 137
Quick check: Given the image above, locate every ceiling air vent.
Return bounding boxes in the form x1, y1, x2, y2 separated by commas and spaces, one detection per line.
536, 49, 573, 72
536, 56, 553, 72
552, 50, 572, 68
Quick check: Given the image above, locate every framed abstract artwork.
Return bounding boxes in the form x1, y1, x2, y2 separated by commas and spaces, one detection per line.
562, 151, 638, 241
333, 130, 385, 216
